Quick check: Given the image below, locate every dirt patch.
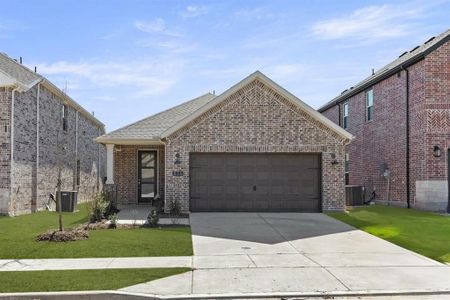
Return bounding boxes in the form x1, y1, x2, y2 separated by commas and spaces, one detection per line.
36, 228, 89, 242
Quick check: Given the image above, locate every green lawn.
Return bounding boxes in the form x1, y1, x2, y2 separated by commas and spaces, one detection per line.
327, 205, 450, 263
0, 204, 193, 259
0, 268, 190, 293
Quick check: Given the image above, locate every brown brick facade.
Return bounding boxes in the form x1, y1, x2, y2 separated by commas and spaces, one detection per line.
163, 79, 347, 212
114, 145, 165, 205
321, 39, 450, 211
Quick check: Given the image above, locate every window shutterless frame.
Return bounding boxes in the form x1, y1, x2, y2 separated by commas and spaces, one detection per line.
342, 102, 349, 129
366, 89, 374, 121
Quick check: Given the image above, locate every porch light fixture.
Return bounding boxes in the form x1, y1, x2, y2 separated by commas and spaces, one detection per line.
433, 145, 441, 158
330, 153, 338, 165
174, 153, 181, 164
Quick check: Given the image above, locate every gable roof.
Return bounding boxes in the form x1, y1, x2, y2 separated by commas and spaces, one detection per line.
95, 93, 216, 144
319, 29, 450, 112
0, 52, 104, 128
97, 71, 353, 145
161, 71, 353, 141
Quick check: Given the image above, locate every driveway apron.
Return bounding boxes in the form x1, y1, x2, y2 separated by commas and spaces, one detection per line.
121, 212, 450, 298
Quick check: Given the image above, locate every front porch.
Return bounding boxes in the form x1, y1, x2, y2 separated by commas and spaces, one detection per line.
106, 144, 166, 206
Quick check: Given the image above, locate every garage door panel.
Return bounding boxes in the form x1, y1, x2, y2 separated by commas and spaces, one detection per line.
190, 153, 321, 212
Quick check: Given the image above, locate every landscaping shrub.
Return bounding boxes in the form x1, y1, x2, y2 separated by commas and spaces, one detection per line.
88, 192, 109, 223
108, 213, 118, 229
147, 210, 159, 227
168, 200, 182, 225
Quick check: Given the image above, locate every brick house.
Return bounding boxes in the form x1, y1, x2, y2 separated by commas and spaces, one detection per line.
0, 53, 106, 215
96, 71, 352, 212
319, 29, 450, 212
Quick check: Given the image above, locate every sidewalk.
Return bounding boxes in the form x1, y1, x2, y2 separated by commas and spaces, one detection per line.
0, 257, 192, 271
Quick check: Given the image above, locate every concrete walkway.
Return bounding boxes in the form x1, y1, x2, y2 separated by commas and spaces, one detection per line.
121, 213, 450, 298
0, 257, 192, 271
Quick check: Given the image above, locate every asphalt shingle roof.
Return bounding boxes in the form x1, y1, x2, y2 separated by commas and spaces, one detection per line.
319, 29, 450, 112
0, 53, 43, 88
0, 52, 104, 127
97, 93, 216, 141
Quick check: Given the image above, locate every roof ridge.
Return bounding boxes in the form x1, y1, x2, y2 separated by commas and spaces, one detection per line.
0, 52, 43, 82
102, 92, 215, 137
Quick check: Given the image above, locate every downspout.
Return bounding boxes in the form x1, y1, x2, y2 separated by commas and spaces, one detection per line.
35, 83, 41, 212
74, 110, 78, 191
9, 86, 19, 213
337, 103, 341, 127
97, 126, 100, 191
164, 139, 167, 212
401, 65, 411, 209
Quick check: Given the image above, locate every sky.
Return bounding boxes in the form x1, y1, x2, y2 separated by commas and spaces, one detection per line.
1, 0, 449, 131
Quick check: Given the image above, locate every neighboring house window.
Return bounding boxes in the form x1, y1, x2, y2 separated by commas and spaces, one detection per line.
62, 104, 68, 131
366, 89, 374, 121
342, 102, 349, 129
76, 159, 81, 186
345, 151, 349, 185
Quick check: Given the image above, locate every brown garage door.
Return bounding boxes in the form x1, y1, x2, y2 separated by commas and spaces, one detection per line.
189, 153, 321, 212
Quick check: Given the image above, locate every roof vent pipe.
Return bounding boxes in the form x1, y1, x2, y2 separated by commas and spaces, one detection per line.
34, 66, 37, 72
19, 57, 22, 64
372, 68, 375, 75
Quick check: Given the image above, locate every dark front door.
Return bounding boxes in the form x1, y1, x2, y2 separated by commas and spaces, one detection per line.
138, 151, 157, 203
189, 153, 321, 212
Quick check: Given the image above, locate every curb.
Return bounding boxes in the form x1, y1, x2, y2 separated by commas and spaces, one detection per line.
1, 289, 450, 299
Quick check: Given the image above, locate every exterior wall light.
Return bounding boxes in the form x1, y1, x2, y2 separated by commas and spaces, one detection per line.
174, 153, 182, 164
330, 153, 338, 165
433, 145, 441, 158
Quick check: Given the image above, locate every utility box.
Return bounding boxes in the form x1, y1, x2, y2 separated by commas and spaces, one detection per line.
56, 191, 78, 212
346, 185, 364, 206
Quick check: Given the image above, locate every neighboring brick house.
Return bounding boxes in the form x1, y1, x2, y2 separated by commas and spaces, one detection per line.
96, 71, 352, 212
0, 53, 106, 215
319, 29, 450, 212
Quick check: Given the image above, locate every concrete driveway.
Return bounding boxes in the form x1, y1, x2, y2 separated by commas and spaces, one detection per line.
122, 213, 450, 298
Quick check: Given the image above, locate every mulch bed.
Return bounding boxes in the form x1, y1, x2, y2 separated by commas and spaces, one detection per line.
36, 227, 88, 242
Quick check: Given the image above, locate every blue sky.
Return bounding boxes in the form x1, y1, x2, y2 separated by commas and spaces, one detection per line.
1, 0, 449, 131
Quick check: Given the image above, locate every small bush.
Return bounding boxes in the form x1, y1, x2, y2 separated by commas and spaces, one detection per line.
168, 200, 182, 225
108, 213, 118, 229
147, 210, 159, 227
89, 192, 109, 223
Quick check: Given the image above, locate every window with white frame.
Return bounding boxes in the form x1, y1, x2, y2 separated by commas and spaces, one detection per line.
343, 102, 349, 129
62, 104, 68, 132
345, 151, 349, 185
366, 89, 373, 121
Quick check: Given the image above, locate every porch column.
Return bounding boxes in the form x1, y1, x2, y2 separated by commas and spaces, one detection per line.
106, 144, 115, 184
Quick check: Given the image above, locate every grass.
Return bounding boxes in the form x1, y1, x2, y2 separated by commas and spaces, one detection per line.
327, 205, 450, 263
0, 204, 193, 259
0, 268, 190, 293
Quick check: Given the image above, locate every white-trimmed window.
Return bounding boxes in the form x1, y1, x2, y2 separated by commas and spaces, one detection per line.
62, 104, 68, 131
345, 151, 349, 185
366, 89, 374, 121
342, 102, 349, 129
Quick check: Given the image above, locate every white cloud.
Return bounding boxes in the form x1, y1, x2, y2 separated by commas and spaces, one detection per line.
35, 59, 185, 96
136, 39, 198, 53
134, 19, 183, 37
311, 5, 422, 43
234, 7, 276, 21
180, 5, 208, 18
